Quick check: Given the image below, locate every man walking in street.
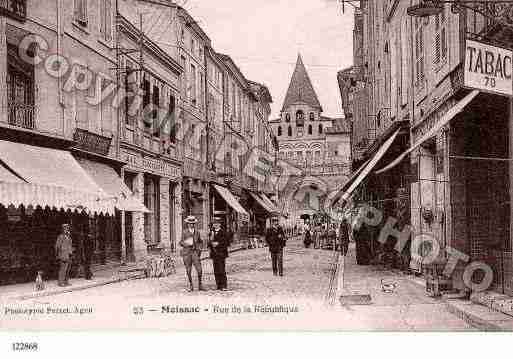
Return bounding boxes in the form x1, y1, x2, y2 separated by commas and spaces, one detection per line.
208, 217, 230, 291
179, 216, 204, 292
55, 223, 73, 287
339, 216, 350, 256
327, 224, 337, 250
265, 217, 286, 276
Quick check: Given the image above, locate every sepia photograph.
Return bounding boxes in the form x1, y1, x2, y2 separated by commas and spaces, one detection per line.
1, 0, 513, 340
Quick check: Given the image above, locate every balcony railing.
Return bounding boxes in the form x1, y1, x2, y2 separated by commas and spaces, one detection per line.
7, 101, 36, 130
0, 0, 27, 21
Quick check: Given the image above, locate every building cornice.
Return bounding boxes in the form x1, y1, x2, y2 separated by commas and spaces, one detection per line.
117, 14, 183, 76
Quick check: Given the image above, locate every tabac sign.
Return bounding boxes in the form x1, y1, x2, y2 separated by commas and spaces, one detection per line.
465, 39, 512, 97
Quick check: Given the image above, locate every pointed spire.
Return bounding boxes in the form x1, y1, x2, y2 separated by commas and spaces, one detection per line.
281, 54, 322, 112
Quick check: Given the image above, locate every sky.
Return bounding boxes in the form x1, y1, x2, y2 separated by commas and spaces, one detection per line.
184, 0, 355, 119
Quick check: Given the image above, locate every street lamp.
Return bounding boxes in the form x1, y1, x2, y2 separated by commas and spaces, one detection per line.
407, 1, 513, 30
407, 1, 444, 17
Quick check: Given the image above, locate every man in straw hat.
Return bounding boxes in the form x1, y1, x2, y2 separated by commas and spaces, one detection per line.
55, 223, 73, 287
208, 217, 230, 291
179, 216, 204, 291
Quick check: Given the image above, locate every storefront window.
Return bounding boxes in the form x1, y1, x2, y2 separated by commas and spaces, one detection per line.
144, 176, 160, 246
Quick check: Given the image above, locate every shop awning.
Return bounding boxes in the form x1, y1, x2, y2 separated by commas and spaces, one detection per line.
333, 128, 401, 206
376, 90, 480, 174
0, 140, 114, 215
213, 184, 249, 221
76, 158, 150, 213
0, 165, 23, 183
249, 192, 278, 216
330, 158, 371, 206
259, 193, 280, 214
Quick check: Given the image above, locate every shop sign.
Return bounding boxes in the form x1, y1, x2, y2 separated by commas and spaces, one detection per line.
73, 129, 112, 156
465, 39, 512, 97
124, 151, 182, 180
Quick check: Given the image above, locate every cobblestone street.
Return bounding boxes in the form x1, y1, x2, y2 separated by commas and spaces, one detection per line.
1, 240, 477, 331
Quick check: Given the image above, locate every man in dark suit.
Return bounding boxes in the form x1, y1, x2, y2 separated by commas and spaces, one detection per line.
55, 223, 73, 287
179, 216, 204, 292
339, 217, 350, 256
208, 217, 230, 291
265, 217, 286, 276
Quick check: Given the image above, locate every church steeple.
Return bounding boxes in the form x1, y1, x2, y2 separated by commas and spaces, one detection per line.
281, 54, 322, 112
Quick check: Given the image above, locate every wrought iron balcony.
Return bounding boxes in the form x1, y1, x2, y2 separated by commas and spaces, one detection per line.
1, 0, 27, 21
7, 101, 36, 130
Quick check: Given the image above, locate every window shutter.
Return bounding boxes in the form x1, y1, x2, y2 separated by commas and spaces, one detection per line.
441, 27, 447, 59
74, 0, 79, 19
75, 0, 88, 25
400, 18, 408, 106
390, 27, 397, 117
434, 32, 441, 64
104, 0, 112, 41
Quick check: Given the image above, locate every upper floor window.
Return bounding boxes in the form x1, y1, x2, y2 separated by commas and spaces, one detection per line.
277, 126, 282, 136
141, 74, 151, 132
1, 0, 27, 21
308, 125, 313, 135
296, 110, 304, 127
433, 8, 447, 66
190, 63, 197, 106
169, 94, 176, 143
309, 112, 315, 121
288, 126, 292, 137
6, 43, 35, 130
152, 84, 160, 137
191, 37, 195, 55
318, 124, 323, 134
124, 59, 138, 126
414, 17, 425, 87
285, 113, 291, 122
74, 0, 88, 26
99, 0, 112, 42
180, 55, 187, 98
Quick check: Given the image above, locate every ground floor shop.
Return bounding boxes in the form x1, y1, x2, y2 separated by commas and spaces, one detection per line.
0, 139, 129, 285
122, 148, 182, 261
182, 177, 208, 239
0, 205, 120, 285
377, 89, 513, 296
245, 191, 280, 237
337, 121, 411, 268
211, 183, 250, 246
443, 92, 512, 295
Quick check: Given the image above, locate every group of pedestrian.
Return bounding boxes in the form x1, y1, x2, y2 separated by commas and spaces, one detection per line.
179, 216, 230, 292
55, 214, 288, 292
301, 218, 350, 257
179, 215, 288, 292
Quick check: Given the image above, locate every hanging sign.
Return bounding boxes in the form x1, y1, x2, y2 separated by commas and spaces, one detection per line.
465, 39, 513, 97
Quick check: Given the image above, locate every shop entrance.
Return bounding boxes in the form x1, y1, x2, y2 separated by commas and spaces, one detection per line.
450, 93, 511, 295
169, 182, 176, 253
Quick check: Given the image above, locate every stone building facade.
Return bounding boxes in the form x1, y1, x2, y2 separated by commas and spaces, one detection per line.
340, 0, 513, 296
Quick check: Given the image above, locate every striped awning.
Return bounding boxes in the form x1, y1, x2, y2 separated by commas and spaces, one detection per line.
259, 193, 280, 214
249, 192, 278, 216
213, 184, 249, 221
0, 182, 114, 214
76, 158, 149, 213
0, 140, 115, 215
331, 128, 401, 206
